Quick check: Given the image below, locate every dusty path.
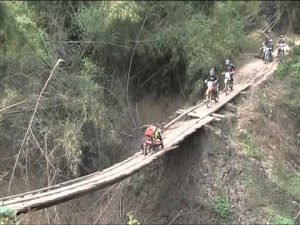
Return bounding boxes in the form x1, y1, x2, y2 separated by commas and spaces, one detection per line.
235, 44, 293, 91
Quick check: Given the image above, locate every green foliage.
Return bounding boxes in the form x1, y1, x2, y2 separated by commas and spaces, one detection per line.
126, 211, 140, 225
0, 1, 124, 179
106, 1, 142, 25
265, 207, 294, 225
125, 173, 145, 195
256, 93, 276, 119
273, 214, 294, 225
238, 130, 264, 159
0, 206, 18, 225
77, 1, 257, 102
78, 1, 142, 43
209, 196, 231, 219
275, 46, 300, 127
274, 166, 300, 201
3, 1, 52, 62
58, 119, 83, 176
0, 1, 279, 189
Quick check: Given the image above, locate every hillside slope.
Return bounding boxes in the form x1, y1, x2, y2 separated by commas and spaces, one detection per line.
19, 38, 300, 224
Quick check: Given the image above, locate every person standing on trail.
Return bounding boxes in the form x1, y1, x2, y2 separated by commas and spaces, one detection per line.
224, 59, 236, 85
276, 34, 286, 59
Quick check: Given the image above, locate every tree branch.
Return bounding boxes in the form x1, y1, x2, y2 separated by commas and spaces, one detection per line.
8, 58, 64, 194
126, 15, 147, 108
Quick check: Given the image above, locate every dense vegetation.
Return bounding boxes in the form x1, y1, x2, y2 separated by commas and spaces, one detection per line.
276, 46, 300, 127
0, 0, 299, 196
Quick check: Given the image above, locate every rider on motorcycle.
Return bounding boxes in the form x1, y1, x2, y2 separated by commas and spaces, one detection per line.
206, 67, 219, 95
224, 59, 236, 85
208, 67, 217, 81
144, 125, 164, 148
262, 35, 273, 61
276, 34, 286, 58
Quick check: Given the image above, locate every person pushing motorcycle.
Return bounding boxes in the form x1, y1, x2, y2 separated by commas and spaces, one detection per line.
144, 125, 163, 148
208, 67, 218, 84
205, 67, 219, 100
263, 35, 274, 61
224, 59, 236, 86
276, 34, 286, 59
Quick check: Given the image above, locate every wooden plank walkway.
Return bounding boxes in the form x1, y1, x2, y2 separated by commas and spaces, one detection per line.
0, 82, 250, 215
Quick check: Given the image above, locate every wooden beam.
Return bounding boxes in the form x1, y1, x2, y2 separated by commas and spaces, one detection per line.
240, 91, 249, 94
175, 109, 186, 115
2, 145, 179, 214
186, 112, 202, 118
163, 101, 205, 129
211, 113, 225, 118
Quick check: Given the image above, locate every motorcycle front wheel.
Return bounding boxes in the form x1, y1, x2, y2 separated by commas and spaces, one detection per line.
224, 81, 229, 95
206, 92, 212, 108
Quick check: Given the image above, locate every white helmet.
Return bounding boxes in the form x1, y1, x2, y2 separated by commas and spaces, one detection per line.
225, 59, 230, 65
157, 128, 161, 133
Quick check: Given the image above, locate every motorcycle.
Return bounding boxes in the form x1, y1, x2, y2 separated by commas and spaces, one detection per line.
142, 137, 163, 156
223, 71, 234, 95
205, 79, 219, 108
262, 45, 272, 64
277, 43, 286, 63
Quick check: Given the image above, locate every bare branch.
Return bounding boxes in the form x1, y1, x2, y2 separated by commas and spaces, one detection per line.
92, 183, 122, 225
8, 58, 64, 194
0, 98, 35, 113
126, 15, 148, 107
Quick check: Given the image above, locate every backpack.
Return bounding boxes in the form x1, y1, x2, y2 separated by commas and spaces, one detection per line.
145, 126, 155, 138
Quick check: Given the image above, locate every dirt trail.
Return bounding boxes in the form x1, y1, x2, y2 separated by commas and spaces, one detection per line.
235, 38, 300, 93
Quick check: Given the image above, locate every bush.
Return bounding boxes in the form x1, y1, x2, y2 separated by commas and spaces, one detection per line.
273, 214, 294, 225
238, 131, 264, 159
275, 46, 300, 127
210, 196, 231, 219
0, 207, 18, 225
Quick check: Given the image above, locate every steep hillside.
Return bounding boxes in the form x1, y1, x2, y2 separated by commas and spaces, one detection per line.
18, 39, 300, 225
1, 1, 300, 224
91, 45, 300, 225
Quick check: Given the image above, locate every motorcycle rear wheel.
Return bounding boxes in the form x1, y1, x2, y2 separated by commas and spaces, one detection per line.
264, 52, 269, 64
